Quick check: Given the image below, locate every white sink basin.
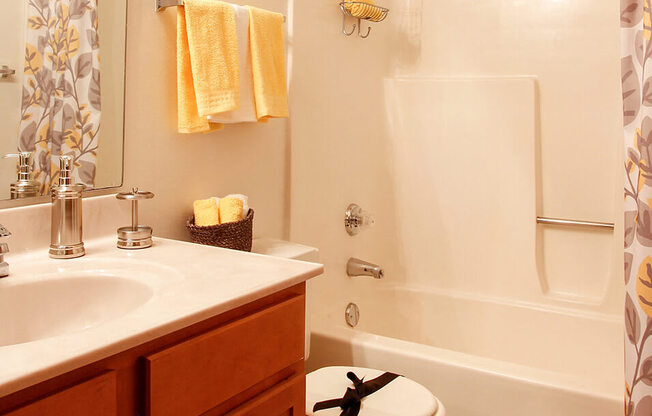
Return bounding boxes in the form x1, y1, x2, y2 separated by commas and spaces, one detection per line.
0, 275, 153, 346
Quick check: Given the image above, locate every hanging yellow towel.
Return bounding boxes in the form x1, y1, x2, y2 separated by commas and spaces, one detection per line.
177, 1, 240, 134
247, 6, 289, 121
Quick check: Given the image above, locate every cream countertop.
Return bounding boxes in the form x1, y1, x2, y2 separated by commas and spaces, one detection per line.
0, 236, 323, 396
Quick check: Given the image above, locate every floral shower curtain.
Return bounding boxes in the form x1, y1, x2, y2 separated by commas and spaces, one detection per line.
623, 0, 652, 414
18, 0, 101, 194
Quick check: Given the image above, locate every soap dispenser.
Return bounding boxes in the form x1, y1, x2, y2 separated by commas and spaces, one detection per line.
49, 156, 85, 259
3, 152, 40, 199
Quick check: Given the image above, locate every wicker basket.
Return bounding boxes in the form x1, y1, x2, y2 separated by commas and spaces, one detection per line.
186, 209, 254, 252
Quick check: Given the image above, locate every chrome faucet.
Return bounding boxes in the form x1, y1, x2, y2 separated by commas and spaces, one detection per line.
0, 224, 11, 277
347, 257, 384, 279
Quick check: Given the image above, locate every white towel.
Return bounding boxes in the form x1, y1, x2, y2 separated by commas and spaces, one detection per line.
225, 194, 249, 216
207, 4, 257, 124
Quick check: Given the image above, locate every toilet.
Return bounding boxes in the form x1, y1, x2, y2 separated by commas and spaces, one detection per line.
252, 238, 446, 416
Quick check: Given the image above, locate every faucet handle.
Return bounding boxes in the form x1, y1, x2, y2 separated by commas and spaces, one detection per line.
0, 224, 11, 238
0, 228, 9, 278
116, 187, 155, 249
345, 203, 376, 236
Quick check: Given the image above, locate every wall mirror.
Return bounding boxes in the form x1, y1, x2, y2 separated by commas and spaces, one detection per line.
0, 0, 127, 202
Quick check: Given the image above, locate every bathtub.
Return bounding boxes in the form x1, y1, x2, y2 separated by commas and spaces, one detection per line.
306, 285, 623, 416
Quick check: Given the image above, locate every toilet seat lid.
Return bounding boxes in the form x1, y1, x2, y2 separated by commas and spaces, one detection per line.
306, 366, 438, 416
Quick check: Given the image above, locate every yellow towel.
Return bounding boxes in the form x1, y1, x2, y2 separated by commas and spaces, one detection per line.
219, 197, 244, 223
193, 198, 220, 226
247, 6, 289, 121
177, 1, 239, 134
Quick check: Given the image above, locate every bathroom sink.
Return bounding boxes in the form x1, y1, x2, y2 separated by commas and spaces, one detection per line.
0, 275, 153, 347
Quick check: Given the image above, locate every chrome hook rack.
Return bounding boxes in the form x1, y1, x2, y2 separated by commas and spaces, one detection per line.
339, 2, 389, 39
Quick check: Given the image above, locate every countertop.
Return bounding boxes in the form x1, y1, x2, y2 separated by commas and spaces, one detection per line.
0, 236, 323, 396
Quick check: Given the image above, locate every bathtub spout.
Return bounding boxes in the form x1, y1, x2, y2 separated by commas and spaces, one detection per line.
347, 258, 384, 279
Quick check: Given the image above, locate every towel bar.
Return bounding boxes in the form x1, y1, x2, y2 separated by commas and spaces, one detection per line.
155, 0, 286, 21
536, 216, 614, 231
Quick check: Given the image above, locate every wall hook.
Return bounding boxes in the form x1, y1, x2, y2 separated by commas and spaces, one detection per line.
342, 14, 356, 36
358, 21, 371, 38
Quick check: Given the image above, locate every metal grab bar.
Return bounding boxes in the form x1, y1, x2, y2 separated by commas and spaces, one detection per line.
536, 216, 614, 231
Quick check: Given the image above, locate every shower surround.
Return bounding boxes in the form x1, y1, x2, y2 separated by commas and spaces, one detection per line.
290, 1, 622, 415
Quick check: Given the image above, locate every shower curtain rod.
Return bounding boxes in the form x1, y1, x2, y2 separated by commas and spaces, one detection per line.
155, 0, 287, 21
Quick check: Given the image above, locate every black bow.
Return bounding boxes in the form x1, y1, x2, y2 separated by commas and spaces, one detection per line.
313, 371, 400, 416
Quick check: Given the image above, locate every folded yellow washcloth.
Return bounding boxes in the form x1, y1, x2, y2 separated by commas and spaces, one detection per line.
247, 6, 289, 121
193, 198, 220, 226
177, 0, 239, 134
219, 197, 244, 223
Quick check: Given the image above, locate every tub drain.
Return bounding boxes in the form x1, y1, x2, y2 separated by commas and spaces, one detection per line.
345, 303, 360, 327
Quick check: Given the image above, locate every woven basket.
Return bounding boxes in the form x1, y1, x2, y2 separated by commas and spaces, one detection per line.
186, 209, 254, 252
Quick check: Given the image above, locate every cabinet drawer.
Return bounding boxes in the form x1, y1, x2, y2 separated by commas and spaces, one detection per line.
145, 294, 305, 416
221, 373, 305, 416
4, 372, 116, 416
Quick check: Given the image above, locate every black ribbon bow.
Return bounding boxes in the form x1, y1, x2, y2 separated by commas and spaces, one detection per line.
313, 371, 401, 416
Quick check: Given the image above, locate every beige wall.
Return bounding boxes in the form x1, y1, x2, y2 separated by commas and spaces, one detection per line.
290, 0, 624, 316
123, 0, 291, 242
0, 2, 25, 196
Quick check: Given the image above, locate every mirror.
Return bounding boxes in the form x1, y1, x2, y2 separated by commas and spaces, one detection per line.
0, 0, 127, 201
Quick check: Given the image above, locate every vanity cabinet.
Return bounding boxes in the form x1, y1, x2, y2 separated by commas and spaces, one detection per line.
0, 284, 306, 416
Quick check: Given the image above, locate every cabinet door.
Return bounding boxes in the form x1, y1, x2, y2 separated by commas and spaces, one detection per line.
145, 294, 305, 416
220, 374, 305, 416
4, 372, 116, 416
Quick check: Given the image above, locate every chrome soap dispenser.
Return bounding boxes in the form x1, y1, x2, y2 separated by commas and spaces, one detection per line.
3, 152, 40, 199
49, 156, 85, 259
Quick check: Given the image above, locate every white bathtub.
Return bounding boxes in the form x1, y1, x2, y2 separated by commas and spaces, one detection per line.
306, 285, 623, 416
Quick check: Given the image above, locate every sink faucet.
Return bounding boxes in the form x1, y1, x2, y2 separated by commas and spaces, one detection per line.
0, 224, 11, 277
347, 257, 384, 279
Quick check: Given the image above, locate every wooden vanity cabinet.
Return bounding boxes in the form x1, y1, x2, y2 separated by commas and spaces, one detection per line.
0, 283, 306, 416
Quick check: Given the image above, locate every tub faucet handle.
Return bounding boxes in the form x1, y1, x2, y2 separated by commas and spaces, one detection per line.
345, 204, 375, 236
347, 257, 384, 279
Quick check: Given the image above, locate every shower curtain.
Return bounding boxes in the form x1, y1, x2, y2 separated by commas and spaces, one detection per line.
623, 0, 652, 414
18, 0, 101, 194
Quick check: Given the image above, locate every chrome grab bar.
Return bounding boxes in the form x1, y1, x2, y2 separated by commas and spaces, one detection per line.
536, 216, 614, 231
0, 65, 15, 78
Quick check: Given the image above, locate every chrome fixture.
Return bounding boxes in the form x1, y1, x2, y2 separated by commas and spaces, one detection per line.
155, 0, 287, 21
339, 2, 389, 39
0, 65, 15, 79
116, 188, 155, 249
347, 257, 384, 279
345, 203, 375, 236
3, 152, 40, 199
0, 225, 11, 278
49, 156, 85, 259
345, 302, 360, 328
536, 216, 614, 231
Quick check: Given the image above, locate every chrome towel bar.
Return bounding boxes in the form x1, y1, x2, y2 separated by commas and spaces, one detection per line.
155, 0, 286, 21
536, 216, 614, 231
